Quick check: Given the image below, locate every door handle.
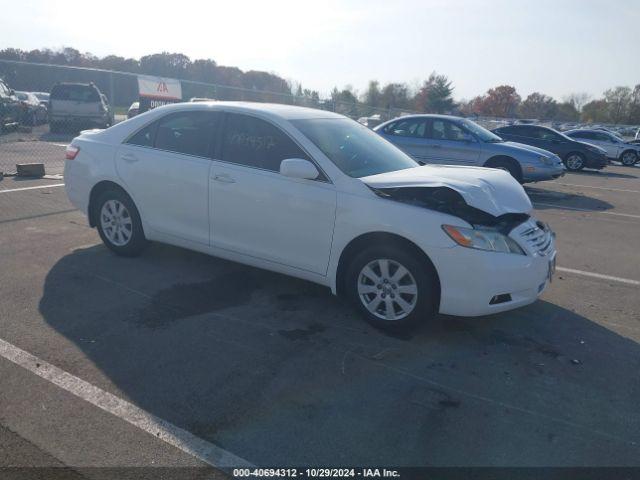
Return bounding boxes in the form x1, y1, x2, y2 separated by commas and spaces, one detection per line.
429, 144, 442, 149
121, 153, 139, 163
213, 174, 236, 184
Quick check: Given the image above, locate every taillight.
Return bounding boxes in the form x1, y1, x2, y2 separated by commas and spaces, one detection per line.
65, 145, 80, 160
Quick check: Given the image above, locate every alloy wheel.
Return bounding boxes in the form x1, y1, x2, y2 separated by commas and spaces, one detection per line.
100, 199, 133, 247
566, 154, 584, 170
357, 258, 418, 321
621, 151, 637, 166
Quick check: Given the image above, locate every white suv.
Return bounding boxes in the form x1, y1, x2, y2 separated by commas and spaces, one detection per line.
64, 102, 556, 331
49, 83, 114, 133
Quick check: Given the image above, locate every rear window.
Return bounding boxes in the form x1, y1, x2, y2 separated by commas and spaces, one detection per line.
51, 85, 101, 102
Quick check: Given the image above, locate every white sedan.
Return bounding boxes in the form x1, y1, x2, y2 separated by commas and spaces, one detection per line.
64, 102, 556, 331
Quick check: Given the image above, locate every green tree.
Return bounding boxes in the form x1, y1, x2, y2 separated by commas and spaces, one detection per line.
362, 80, 382, 109
581, 100, 610, 123
554, 102, 580, 122
414, 72, 455, 113
604, 86, 632, 124
519, 92, 557, 120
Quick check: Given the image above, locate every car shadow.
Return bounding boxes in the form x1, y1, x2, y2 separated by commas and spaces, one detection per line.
38, 131, 77, 143
571, 168, 638, 180
38, 244, 640, 466
524, 186, 614, 212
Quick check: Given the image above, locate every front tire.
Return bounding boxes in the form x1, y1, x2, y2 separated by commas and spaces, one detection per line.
564, 152, 585, 171
485, 158, 523, 183
620, 150, 638, 166
345, 245, 437, 331
95, 189, 147, 257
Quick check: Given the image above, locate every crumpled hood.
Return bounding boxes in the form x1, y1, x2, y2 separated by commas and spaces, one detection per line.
361, 164, 532, 217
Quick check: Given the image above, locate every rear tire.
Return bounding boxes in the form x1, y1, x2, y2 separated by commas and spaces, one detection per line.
564, 152, 585, 171
620, 150, 638, 166
485, 157, 523, 183
345, 244, 437, 332
95, 189, 147, 257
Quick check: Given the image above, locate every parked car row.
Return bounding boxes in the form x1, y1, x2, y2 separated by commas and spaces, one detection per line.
65, 102, 558, 332
0, 78, 118, 135
373, 114, 566, 182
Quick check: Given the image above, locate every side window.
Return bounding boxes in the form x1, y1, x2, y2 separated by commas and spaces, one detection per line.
596, 132, 613, 142
222, 113, 309, 172
428, 120, 446, 140
428, 120, 466, 141
126, 122, 157, 148
155, 111, 219, 157
443, 121, 467, 141
385, 119, 426, 138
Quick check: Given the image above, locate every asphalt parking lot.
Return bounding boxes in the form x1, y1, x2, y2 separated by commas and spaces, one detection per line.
0, 160, 639, 473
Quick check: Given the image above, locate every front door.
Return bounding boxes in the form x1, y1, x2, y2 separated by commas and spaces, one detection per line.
426, 119, 480, 165
210, 113, 337, 275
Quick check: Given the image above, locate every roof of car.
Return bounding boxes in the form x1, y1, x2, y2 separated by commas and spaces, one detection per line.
154, 101, 345, 120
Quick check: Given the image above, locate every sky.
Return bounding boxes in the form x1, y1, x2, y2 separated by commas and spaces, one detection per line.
1, 0, 639, 100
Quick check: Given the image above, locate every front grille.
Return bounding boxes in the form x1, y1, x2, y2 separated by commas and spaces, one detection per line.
520, 221, 554, 256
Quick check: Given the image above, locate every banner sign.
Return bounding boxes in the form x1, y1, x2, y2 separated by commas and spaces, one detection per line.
137, 75, 182, 113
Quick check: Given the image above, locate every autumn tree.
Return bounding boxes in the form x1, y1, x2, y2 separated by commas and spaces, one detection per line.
474, 85, 521, 117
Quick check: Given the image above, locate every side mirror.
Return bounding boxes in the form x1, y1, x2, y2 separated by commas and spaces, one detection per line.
280, 158, 319, 180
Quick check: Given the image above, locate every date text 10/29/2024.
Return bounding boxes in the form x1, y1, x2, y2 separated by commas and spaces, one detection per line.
233, 468, 401, 478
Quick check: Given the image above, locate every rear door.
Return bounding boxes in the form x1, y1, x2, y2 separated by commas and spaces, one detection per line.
116, 110, 220, 245
424, 118, 480, 165
378, 118, 429, 163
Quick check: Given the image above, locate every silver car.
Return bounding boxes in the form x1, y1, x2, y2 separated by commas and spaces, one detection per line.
374, 115, 565, 183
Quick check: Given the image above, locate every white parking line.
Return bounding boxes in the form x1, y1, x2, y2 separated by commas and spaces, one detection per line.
555, 182, 640, 194
0, 337, 252, 468
557, 267, 640, 286
0, 184, 65, 194
533, 202, 640, 219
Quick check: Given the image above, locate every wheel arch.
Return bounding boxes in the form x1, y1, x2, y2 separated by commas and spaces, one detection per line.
88, 180, 133, 227
620, 149, 638, 161
335, 231, 441, 309
484, 155, 523, 179
563, 150, 585, 161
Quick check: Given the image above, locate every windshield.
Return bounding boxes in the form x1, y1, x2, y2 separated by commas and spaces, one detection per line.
292, 118, 419, 178
460, 119, 503, 143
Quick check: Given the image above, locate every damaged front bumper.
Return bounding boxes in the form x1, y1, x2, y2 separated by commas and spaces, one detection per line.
432, 218, 557, 317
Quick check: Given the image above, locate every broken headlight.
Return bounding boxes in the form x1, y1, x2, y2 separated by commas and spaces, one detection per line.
442, 225, 525, 255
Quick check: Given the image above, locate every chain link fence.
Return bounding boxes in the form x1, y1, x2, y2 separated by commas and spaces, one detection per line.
1, 59, 638, 181
0, 59, 421, 179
